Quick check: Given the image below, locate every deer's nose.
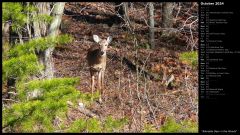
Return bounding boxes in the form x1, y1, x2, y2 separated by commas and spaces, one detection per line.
100, 51, 104, 55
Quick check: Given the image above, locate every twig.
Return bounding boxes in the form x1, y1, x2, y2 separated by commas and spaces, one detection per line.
175, 3, 182, 19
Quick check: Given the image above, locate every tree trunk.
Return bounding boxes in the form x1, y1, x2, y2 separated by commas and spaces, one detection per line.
114, 2, 123, 23
123, 2, 133, 31
162, 2, 174, 28
32, 2, 52, 78
2, 22, 10, 47
123, 3, 129, 22
33, 2, 46, 78
26, 2, 32, 40
48, 2, 65, 37
45, 2, 65, 78
115, 3, 129, 22
17, 31, 24, 44
2, 22, 13, 98
148, 2, 155, 49
39, 3, 51, 36
33, 2, 51, 37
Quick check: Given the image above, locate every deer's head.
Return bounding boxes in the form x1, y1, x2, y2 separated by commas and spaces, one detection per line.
93, 35, 112, 56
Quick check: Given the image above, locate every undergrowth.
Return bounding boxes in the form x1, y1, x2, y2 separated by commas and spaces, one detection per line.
179, 51, 198, 69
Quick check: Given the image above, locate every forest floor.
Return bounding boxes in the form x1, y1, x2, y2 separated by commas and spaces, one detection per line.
53, 2, 198, 132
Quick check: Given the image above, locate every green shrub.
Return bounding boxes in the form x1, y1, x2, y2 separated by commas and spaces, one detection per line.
2, 54, 42, 82
2, 2, 28, 31
2, 4, 78, 132
2, 2, 51, 33
103, 116, 128, 132
143, 117, 198, 133
17, 78, 79, 100
3, 77, 101, 133
160, 117, 198, 133
3, 34, 73, 84
143, 124, 159, 133
180, 119, 198, 133
8, 34, 73, 58
67, 116, 129, 133
159, 117, 182, 132
67, 118, 87, 132
179, 51, 198, 68
86, 118, 101, 132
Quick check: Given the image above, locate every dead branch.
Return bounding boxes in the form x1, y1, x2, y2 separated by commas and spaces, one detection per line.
67, 101, 99, 119
2, 98, 19, 103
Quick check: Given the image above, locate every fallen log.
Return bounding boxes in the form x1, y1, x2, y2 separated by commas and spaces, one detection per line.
108, 52, 160, 81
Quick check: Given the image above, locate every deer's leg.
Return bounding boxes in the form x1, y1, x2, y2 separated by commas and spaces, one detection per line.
98, 71, 102, 90
98, 71, 102, 103
91, 75, 95, 101
101, 70, 105, 90
101, 70, 105, 101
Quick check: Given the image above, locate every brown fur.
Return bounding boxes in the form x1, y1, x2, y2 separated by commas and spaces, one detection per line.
87, 45, 106, 76
86, 35, 112, 103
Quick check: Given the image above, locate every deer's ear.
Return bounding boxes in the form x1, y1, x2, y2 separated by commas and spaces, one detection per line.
107, 36, 112, 44
93, 35, 101, 43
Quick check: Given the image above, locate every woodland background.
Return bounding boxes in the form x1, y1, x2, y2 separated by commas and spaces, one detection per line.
2, 2, 198, 133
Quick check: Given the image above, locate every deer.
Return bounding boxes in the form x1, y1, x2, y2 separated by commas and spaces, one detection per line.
87, 34, 112, 103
